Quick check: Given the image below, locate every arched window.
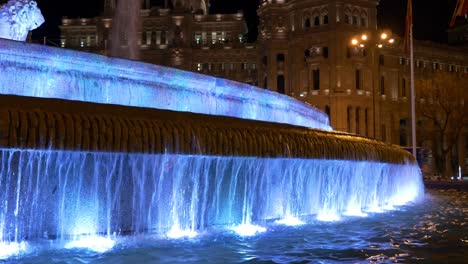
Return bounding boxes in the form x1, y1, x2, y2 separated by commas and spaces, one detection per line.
360, 11, 368, 27
314, 16, 320, 26
323, 15, 329, 25
344, 8, 351, 24
304, 18, 311, 28
361, 17, 367, 27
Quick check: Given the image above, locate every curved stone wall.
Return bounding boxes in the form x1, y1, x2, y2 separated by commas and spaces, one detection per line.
0, 95, 414, 164
0, 39, 331, 130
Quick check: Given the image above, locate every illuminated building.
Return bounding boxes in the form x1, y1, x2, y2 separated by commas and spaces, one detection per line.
60, 0, 467, 176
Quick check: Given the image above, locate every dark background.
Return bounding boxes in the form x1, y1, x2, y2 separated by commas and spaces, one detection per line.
1, 0, 458, 43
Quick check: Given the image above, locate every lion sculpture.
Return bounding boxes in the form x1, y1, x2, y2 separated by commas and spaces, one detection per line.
0, 0, 45, 41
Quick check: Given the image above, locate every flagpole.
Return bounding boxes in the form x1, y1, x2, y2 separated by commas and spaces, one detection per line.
410, 23, 416, 158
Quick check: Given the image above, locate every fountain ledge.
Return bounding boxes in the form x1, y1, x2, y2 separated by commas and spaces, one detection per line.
0, 94, 415, 164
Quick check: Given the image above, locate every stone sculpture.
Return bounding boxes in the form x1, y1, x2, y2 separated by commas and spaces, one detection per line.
0, 0, 44, 41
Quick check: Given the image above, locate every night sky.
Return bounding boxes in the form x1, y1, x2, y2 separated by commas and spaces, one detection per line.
18, 0, 459, 43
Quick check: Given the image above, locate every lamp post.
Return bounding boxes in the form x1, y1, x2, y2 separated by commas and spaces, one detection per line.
349, 31, 395, 139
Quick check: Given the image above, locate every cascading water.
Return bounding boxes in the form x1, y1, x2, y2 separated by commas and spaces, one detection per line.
0, 149, 423, 243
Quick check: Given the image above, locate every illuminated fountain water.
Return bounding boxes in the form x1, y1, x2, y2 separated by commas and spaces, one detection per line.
0, 33, 423, 260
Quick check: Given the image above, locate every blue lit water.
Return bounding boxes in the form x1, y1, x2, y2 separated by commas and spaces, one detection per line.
0, 39, 331, 130
2, 189, 466, 263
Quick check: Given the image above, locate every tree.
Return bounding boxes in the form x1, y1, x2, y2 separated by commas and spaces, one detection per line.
416, 71, 467, 178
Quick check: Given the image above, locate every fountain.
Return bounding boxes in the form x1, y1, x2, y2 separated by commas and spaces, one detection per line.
0, 1, 424, 260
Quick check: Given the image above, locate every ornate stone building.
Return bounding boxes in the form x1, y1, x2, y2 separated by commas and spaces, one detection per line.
60, 0, 467, 176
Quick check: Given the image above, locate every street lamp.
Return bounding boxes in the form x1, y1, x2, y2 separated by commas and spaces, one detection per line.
349, 31, 395, 139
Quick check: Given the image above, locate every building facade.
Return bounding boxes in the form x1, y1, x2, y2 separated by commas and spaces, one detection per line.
60, 0, 468, 176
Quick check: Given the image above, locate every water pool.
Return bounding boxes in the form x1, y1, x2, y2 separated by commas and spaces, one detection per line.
2, 189, 466, 264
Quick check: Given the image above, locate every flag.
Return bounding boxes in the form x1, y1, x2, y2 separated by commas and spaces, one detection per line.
450, 0, 468, 27
404, 0, 412, 54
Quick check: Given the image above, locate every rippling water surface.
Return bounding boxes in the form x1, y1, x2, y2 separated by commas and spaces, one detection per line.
3, 189, 467, 264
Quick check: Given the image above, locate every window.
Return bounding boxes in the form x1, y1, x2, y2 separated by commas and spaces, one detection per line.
365, 109, 369, 136
355, 108, 360, 135
325, 105, 331, 121
161, 31, 167, 44
277, 53, 285, 62
352, 16, 358, 25
304, 18, 311, 28
211, 32, 217, 44
141, 31, 147, 45
277, 75, 285, 94
355, 69, 361, 90
347, 107, 352, 133
399, 57, 406, 65
379, 55, 384, 65
361, 17, 367, 27
314, 16, 320, 26
345, 15, 350, 24
323, 15, 329, 25
201, 32, 207, 44
313, 69, 320, 90
380, 76, 385, 95
323, 47, 329, 58
399, 119, 408, 146
194, 32, 201, 44
151, 31, 157, 44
